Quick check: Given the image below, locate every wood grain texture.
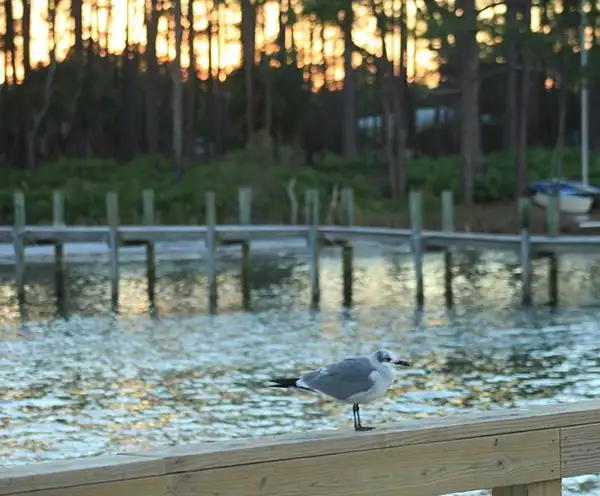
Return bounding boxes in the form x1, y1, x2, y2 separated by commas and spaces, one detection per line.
492, 486, 527, 496
526, 479, 562, 496
168, 429, 559, 496
10, 475, 170, 496
1, 223, 600, 254
5, 400, 600, 495
561, 422, 600, 477
0, 455, 165, 496
148, 400, 599, 474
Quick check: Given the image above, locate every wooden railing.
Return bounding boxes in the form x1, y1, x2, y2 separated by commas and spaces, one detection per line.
2, 400, 600, 495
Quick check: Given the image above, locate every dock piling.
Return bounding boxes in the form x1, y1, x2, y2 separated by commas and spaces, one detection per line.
12, 191, 25, 309
519, 197, 532, 306
409, 190, 424, 308
341, 188, 355, 308
53, 190, 66, 317
205, 191, 218, 313
546, 194, 559, 306
106, 192, 119, 313
142, 190, 157, 314
239, 187, 252, 309
441, 190, 454, 306
307, 189, 320, 309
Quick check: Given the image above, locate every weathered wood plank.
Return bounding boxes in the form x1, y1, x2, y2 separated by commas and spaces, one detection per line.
52, 191, 66, 317
11, 400, 600, 495
307, 189, 320, 308
205, 192, 218, 313
142, 400, 600, 474
561, 422, 600, 477
526, 479, 562, 496
238, 187, 252, 309
410, 190, 424, 307
441, 190, 454, 305
11, 476, 170, 496
492, 486, 527, 496
341, 187, 354, 308
167, 429, 559, 496
8, 223, 600, 255
0, 455, 165, 496
519, 197, 532, 305
12, 192, 26, 307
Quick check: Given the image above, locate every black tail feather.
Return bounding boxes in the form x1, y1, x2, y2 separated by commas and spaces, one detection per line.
269, 377, 299, 388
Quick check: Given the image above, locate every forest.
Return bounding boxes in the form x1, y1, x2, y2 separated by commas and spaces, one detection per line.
0, 0, 599, 226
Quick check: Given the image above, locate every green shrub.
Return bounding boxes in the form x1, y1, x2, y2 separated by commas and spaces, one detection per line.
0, 145, 598, 225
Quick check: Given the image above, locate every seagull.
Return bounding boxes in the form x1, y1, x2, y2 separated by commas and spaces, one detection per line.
269, 349, 411, 431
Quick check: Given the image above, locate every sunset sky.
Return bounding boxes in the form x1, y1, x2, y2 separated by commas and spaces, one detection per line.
0, 0, 545, 87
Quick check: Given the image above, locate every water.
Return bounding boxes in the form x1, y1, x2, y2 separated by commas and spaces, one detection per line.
2, 247, 600, 495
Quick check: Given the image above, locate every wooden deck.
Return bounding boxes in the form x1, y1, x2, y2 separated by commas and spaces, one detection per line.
3, 188, 598, 309
2, 400, 600, 495
4, 224, 600, 254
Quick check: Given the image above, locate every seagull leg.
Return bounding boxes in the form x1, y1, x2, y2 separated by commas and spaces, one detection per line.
352, 404, 360, 429
354, 404, 374, 432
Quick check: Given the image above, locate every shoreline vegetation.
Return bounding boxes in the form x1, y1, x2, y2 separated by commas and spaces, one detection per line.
1, 142, 599, 235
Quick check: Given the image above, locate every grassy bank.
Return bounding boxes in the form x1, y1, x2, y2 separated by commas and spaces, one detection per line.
0, 142, 598, 233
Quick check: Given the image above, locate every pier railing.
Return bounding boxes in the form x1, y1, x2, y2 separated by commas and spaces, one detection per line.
0, 187, 590, 310
2, 400, 600, 495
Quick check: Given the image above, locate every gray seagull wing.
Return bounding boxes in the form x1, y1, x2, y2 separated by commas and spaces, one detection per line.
298, 356, 376, 401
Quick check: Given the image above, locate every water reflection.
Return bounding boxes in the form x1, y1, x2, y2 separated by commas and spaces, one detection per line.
1, 248, 600, 495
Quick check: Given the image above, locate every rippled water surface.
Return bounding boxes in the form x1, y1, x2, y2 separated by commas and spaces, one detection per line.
2, 246, 600, 495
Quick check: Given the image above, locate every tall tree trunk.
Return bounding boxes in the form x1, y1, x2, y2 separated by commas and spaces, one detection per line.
185, 0, 197, 159
145, 0, 159, 154
213, 0, 223, 155
4, 0, 17, 84
172, 0, 183, 183
458, 0, 481, 206
72, 0, 83, 59
371, 0, 396, 196
341, 2, 357, 158
119, 0, 137, 162
504, 0, 518, 150
277, 0, 288, 64
516, 0, 531, 196
206, 5, 214, 162
241, 0, 256, 140
394, 0, 408, 196
22, 0, 31, 78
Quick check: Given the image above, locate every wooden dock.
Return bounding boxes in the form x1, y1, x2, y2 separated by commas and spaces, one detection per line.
2, 399, 600, 495
3, 188, 600, 311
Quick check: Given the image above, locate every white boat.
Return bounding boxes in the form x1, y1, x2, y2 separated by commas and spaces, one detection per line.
532, 192, 594, 215
527, 179, 600, 215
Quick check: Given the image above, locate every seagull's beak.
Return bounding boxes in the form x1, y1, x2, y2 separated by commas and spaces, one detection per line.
393, 359, 411, 367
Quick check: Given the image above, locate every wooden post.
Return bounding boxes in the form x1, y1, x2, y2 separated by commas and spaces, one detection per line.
307, 189, 320, 308
441, 190, 454, 306
341, 187, 354, 308
142, 190, 156, 315
13, 191, 25, 309
546, 194, 559, 306
409, 190, 424, 308
492, 480, 562, 496
519, 197, 532, 306
304, 190, 311, 226
206, 191, 218, 313
106, 192, 119, 313
239, 187, 252, 310
53, 190, 66, 318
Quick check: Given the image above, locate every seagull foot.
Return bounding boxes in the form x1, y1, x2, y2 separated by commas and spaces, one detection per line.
354, 425, 375, 432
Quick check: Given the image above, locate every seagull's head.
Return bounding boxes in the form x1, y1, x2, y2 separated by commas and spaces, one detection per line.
373, 349, 411, 367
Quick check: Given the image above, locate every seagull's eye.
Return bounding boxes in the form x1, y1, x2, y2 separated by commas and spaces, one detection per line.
384, 356, 392, 362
